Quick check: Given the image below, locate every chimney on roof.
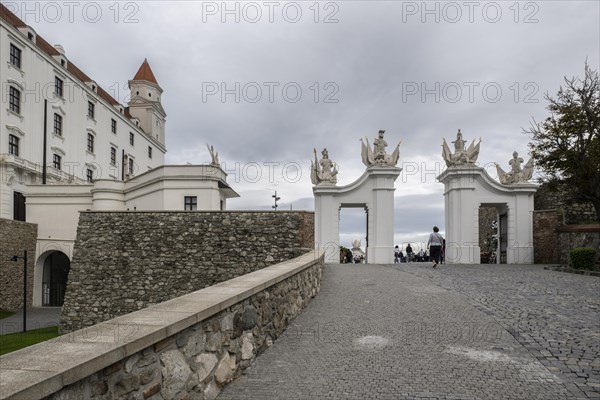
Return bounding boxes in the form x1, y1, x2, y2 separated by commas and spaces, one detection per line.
54, 44, 65, 55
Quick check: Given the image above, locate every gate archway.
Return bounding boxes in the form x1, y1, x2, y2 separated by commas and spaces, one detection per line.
438, 131, 537, 264
312, 131, 402, 264
40, 251, 71, 306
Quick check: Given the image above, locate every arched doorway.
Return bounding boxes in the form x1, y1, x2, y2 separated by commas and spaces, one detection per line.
42, 251, 70, 306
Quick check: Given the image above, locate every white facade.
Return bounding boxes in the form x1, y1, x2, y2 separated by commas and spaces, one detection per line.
438, 166, 537, 264
0, 7, 166, 221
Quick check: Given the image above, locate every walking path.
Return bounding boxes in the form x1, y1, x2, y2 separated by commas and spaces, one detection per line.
0, 307, 61, 335
218, 263, 600, 400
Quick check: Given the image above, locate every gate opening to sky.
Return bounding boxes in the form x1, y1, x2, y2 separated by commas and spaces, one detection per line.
312, 129, 537, 265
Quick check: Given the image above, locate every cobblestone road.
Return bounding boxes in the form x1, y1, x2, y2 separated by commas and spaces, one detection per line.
395, 263, 600, 399
219, 264, 599, 399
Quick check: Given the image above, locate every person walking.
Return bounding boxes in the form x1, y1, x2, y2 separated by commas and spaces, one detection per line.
394, 245, 400, 263
406, 244, 413, 262
427, 226, 444, 268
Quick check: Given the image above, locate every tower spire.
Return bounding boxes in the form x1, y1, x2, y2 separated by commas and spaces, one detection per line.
132, 59, 159, 85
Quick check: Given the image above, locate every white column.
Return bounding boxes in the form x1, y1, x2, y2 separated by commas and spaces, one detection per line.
314, 193, 340, 263
508, 191, 535, 264
369, 174, 396, 264
439, 168, 481, 264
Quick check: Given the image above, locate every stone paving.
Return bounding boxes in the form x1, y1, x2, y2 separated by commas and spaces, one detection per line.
395, 263, 600, 399
218, 263, 599, 399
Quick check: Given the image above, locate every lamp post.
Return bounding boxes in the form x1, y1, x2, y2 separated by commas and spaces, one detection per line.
272, 191, 281, 210
10, 251, 28, 333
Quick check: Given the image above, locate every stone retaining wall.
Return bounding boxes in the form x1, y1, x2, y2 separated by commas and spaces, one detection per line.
533, 210, 562, 264
0, 251, 324, 400
556, 225, 600, 265
534, 183, 598, 224
0, 218, 37, 311
60, 211, 314, 332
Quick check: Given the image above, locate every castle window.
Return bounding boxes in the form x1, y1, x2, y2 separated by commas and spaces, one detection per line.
53, 154, 62, 170
87, 101, 95, 119
111, 118, 117, 134
53, 113, 63, 136
129, 132, 135, 146
13, 191, 26, 221
27, 32, 33, 41
87, 133, 94, 153
61, 59, 65, 67
128, 158, 135, 175
110, 147, 116, 165
9, 86, 21, 114
9, 134, 19, 156
184, 196, 197, 211
148, 146, 152, 159
10, 44, 21, 68
86, 168, 93, 183
55, 77, 64, 98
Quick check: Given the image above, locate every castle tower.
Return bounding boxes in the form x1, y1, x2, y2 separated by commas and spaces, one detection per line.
128, 59, 166, 145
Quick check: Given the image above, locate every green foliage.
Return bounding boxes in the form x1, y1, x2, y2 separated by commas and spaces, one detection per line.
0, 326, 59, 356
526, 62, 600, 222
569, 247, 598, 271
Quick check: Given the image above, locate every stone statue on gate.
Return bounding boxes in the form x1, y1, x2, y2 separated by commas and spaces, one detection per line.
494, 151, 534, 185
441, 129, 482, 167
360, 130, 401, 167
311, 148, 338, 185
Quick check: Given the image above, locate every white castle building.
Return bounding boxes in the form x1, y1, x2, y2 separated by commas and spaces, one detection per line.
0, 4, 238, 307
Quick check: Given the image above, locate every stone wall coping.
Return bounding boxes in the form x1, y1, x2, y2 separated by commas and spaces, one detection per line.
0, 250, 324, 400
556, 224, 600, 233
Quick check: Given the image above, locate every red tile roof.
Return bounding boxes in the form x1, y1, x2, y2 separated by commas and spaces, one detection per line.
132, 59, 159, 85
0, 3, 26, 27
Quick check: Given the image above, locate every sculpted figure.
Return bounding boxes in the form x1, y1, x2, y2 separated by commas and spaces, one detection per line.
509, 151, 523, 174
442, 129, 481, 167
311, 148, 338, 185
360, 130, 401, 167
206, 143, 220, 166
495, 151, 534, 185
453, 130, 466, 153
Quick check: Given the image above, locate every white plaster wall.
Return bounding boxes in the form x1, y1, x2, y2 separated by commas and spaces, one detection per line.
0, 19, 166, 219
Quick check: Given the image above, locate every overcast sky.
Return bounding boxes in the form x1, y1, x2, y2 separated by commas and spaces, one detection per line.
11, 0, 599, 250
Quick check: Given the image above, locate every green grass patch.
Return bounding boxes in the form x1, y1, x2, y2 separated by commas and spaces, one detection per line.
0, 326, 60, 356
0, 310, 15, 320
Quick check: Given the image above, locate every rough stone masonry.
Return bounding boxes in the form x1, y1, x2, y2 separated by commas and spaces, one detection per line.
0, 218, 37, 311
60, 211, 314, 333
44, 257, 324, 400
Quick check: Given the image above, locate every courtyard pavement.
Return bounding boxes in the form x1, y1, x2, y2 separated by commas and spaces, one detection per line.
0, 307, 61, 335
218, 263, 600, 400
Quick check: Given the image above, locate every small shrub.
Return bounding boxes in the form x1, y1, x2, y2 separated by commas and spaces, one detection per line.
570, 247, 598, 270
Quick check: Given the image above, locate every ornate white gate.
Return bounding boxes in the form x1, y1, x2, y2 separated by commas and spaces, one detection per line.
438, 130, 538, 264
312, 131, 401, 264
